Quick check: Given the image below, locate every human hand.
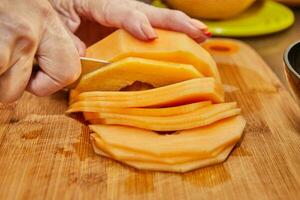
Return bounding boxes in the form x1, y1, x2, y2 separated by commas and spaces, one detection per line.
0, 0, 81, 103
50, 0, 210, 53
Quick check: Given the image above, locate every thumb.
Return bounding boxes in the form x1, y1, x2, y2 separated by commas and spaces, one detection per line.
26, 11, 81, 97
69, 33, 86, 56
64, 25, 86, 56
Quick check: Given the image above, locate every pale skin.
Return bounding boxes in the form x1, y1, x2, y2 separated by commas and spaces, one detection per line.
0, 0, 210, 103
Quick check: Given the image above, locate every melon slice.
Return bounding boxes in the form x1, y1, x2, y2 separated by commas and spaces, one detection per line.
75, 57, 203, 92
123, 145, 235, 173
86, 103, 240, 131
91, 133, 235, 164
70, 78, 224, 107
89, 109, 241, 131
89, 116, 246, 157
85, 29, 221, 82
92, 137, 235, 173
66, 101, 211, 116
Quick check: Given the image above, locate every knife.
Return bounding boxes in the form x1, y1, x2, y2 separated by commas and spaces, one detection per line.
79, 57, 111, 73
33, 57, 110, 71
72, 57, 111, 88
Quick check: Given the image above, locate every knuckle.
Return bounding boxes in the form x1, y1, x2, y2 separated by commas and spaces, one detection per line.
59, 59, 81, 85
0, 90, 22, 103
0, 53, 9, 74
171, 10, 188, 19
13, 18, 34, 35
15, 22, 36, 40
126, 11, 148, 25
16, 34, 37, 54
2, 16, 38, 52
38, 3, 55, 19
128, 10, 142, 19
134, 2, 147, 10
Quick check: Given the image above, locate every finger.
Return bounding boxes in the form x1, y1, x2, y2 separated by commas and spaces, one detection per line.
190, 18, 212, 42
136, 3, 209, 41
0, 42, 11, 75
26, 69, 62, 97
50, 0, 82, 33
65, 27, 86, 56
90, 2, 157, 41
190, 19, 208, 31
71, 33, 86, 56
27, 12, 81, 97
122, 11, 157, 41
0, 30, 15, 75
55, 11, 86, 55
0, 56, 33, 103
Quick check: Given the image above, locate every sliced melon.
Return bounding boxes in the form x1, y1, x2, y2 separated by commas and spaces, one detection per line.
89, 116, 246, 157
91, 133, 235, 164
86, 29, 221, 81
92, 137, 235, 173
67, 101, 211, 116
75, 57, 203, 92
86, 103, 240, 131
69, 78, 224, 107
89, 109, 240, 131
122, 144, 235, 173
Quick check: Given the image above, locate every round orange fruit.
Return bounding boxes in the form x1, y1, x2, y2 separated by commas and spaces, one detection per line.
165, 0, 256, 20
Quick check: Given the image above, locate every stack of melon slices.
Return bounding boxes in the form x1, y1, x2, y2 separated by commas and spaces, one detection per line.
67, 29, 246, 173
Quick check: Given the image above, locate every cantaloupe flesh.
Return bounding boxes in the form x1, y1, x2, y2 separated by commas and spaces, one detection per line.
84, 102, 235, 120
66, 101, 211, 116
89, 116, 246, 157
69, 78, 224, 107
69, 81, 154, 105
86, 103, 240, 131
68, 58, 110, 89
91, 133, 237, 164
124, 145, 235, 173
89, 108, 241, 131
86, 29, 221, 82
75, 57, 203, 92
166, 0, 255, 20
92, 139, 235, 173
71, 78, 223, 102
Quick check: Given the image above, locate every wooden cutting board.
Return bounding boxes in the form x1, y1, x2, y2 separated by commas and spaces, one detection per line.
0, 39, 299, 200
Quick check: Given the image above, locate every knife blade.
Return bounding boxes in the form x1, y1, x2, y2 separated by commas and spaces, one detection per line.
33, 57, 110, 71
69, 57, 111, 89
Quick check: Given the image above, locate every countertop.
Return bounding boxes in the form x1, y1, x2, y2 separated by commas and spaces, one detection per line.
1, 38, 299, 199
243, 8, 300, 87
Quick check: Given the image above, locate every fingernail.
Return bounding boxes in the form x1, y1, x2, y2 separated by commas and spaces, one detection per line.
204, 30, 212, 37
185, 23, 202, 38
142, 24, 158, 40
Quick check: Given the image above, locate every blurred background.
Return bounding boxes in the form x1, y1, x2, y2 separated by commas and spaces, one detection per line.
141, 0, 300, 88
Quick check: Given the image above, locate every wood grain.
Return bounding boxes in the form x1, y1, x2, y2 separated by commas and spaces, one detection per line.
0, 39, 299, 200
